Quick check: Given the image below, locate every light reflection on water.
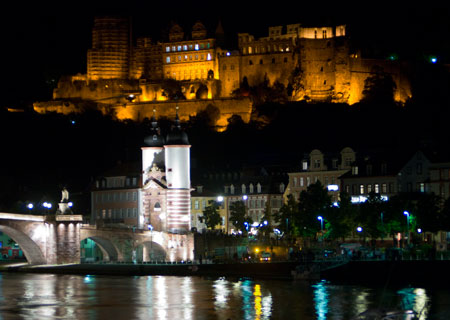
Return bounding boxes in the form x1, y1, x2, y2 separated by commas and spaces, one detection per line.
0, 273, 447, 319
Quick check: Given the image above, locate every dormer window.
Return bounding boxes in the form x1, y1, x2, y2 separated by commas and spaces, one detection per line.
257, 183, 261, 193
352, 166, 359, 175
242, 184, 246, 194
230, 184, 235, 195
249, 183, 254, 193
197, 186, 203, 193
302, 161, 308, 171
279, 183, 285, 193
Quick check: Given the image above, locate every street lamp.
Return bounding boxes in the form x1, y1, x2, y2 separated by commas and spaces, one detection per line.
43, 202, 52, 214
404, 211, 410, 245
317, 216, 323, 231
27, 203, 33, 214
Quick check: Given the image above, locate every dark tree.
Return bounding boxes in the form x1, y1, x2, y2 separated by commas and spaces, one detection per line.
199, 200, 222, 230
361, 65, 397, 104
229, 200, 252, 233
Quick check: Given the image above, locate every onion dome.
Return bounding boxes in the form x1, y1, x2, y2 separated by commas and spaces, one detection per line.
166, 106, 189, 145
144, 109, 165, 147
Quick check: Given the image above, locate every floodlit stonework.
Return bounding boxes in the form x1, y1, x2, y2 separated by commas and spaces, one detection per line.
34, 17, 412, 123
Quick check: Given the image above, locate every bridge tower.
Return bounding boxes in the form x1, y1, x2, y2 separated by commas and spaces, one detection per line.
164, 107, 191, 234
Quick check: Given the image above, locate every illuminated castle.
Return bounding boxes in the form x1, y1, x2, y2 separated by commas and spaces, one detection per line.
34, 16, 411, 124
141, 109, 191, 234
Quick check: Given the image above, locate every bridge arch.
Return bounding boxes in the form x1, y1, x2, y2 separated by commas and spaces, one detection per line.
135, 241, 167, 262
0, 225, 46, 265
80, 235, 121, 262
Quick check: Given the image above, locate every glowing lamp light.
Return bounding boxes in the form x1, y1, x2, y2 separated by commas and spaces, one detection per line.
327, 184, 339, 191
242, 195, 248, 200
217, 196, 224, 202
68, 202, 73, 207
43, 202, 52, 209
430, 57, 437, 64
27, 203, 34, 210
404, 211, 409, 217
357, 226, 363, 232
317, 216, 323, 221
417, 228, 422, 233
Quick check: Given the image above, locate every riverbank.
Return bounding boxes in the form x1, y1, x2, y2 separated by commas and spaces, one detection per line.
0, 261, 300, 280
1, 260, 449, 285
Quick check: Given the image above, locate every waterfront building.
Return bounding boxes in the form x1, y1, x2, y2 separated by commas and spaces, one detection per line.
90, 162, 143, 227
286, 147, 355, 203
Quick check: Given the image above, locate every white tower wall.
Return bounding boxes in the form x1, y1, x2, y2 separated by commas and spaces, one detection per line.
164, 146, 190, 189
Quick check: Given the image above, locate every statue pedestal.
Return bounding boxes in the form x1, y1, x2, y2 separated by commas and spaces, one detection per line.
56, 202, 73, 215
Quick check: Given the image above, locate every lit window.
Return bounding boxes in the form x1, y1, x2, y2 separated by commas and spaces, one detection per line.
177, 45, 182, 51
207, 53, 211, 60
360, 185, 365, 194
195, 44, 199, 50
166, 57, 171, 63
166, 46, 170, 52
300, 177, 304, 186
194, 201, 199, 209
375, 184, 380, 193
183, 45, 188, 50
172, 46, 176, 51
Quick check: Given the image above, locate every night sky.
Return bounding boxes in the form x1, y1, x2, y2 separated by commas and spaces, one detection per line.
1, 4, 449, 107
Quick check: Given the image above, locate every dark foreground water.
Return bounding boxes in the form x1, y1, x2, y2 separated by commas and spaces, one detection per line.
0, 272, 448, 319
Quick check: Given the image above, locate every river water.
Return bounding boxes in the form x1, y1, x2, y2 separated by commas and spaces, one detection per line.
0, 272, 448, 319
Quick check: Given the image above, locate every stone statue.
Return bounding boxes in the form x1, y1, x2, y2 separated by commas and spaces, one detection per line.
61, 188, 69, 203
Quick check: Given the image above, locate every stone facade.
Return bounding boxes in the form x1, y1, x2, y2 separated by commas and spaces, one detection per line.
35, 17, 412, 123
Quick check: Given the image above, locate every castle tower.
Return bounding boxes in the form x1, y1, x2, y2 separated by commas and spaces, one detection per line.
164, 107, 191, 234
87, 16, 130, 80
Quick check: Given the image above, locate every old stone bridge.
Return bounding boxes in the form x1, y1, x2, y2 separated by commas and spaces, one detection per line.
0, 213, 194, 265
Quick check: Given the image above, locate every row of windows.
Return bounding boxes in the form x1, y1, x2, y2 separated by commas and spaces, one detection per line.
292, 176, 337, 188
95, 191, 138, 203
248, 57, 290, 65
243, 45, 291, 55
96, 177, 138, 189
165, 53, 212, 63
166, 69, 211, 81
98, 208, 138, 219
346, 183, 390, 195
165, 43, 211, 53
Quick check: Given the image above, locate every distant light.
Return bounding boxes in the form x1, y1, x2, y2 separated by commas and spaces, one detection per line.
430, 57, 437, 64
317, 216, 323, 221
252, 222, 259, 227
226, 52, 231, 56
332, 202, 339, 207
357, 227, 363, 232
417, 228, 422, 233
263, 220, 268, 225
217, 196, 224, 202
404, 211, 409, 216
148, 224, 153, 231
27, 203, 33, 209
327, 184, 339, 191
71, 120, 76, 125
68, 202, 73, 207
242, 195, 248, 200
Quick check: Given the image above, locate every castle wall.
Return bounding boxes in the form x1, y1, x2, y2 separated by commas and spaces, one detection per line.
35, 98, 253, 129
53, 78, 140, 103
239, 52, 296, 87
113, 98, 253, 128
348, 58, 412, 105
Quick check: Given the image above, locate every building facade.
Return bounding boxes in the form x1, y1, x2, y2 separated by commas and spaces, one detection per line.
90, 162, 143, 227
286, 147, 355, 203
